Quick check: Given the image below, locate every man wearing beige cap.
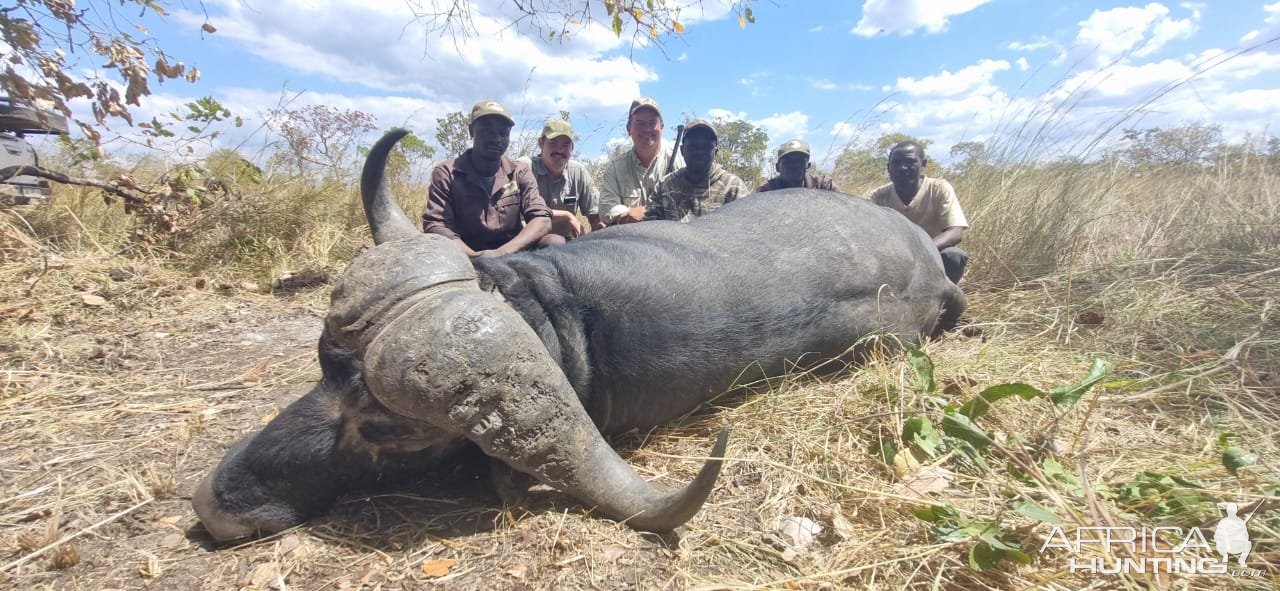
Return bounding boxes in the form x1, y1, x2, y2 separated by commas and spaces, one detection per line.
599, 97, 684, 225
645, 119, 749, 222
517, 119, 602, 242
756, 139, 840, 193
423, 100, 554, 257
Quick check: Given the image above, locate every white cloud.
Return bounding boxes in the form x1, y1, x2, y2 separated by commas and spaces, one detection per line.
1240, 1, 1280, 46
1016, 57, 1030, 71
756, 112, 810, 144
1007, 37, 1054, 52
852, 0, 993, 37
809, 25, 825, 33
810, 78, 840, 90
1062, 3, 1199, 67
893, 59, 1010, 97
175, 0, 659, 122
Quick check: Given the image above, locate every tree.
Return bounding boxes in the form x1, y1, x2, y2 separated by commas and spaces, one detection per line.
711, 118, 768, 188
0, 0, 212, 143
948, 141, 987, 176
831, 133, 939, 190
435, 111, 471, 158
267, 105, 378, 181
1120, 123, 1223, 168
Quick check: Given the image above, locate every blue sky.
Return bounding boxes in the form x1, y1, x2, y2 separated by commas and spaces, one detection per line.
56, 1, 1280, 167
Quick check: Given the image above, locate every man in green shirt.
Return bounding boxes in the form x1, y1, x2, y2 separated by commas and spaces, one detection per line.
645, 119, 749, 222
756, 139, 839, 192
517, 119, 602, 242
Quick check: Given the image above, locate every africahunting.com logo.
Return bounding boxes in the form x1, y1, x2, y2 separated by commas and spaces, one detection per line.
1040, 502, 1263, 577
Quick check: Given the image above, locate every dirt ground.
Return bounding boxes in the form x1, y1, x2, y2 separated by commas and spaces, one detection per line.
1, 252, 1276, 590
0, 256, 831, 590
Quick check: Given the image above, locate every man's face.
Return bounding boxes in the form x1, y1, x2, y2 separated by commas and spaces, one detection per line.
538, 135, 573, 174
888, 147, 925, 186
681, 131, 716, 174
470, 116, 513, 162
626, 107, 663, 151
777, 152, 809, 185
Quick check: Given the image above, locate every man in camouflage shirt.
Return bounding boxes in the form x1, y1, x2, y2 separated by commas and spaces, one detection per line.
644, 119, 749, 222
756, 139, 840, 193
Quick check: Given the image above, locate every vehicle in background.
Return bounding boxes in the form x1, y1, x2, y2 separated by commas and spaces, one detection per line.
1, 98, 69, 205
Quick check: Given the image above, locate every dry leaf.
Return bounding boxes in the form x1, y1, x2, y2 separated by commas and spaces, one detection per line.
891, 465, 954, 497
82, 294, 107, 307
248, 562, 280, 589
503, 563, 528, 579
422, 558, 456, 577
830, 506, 856, 542
160, 533, 184, 549
277, 534, 302, 556
602, 544, 627, 563
891, 449, 920, 478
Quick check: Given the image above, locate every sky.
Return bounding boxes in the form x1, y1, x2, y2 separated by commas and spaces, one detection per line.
44, 0, 1280, 168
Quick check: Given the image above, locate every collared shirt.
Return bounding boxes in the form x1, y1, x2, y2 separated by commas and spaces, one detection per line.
867, 176, 969, 238
599, 144, 684, 222
516, 155, 601, 218
756, 171, 840, 193
423, 150, 551, 252
644, 163, 750, 222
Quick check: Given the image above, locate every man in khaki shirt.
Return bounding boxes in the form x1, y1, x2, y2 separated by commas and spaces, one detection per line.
868, 141, 969, 283
599, 97, 684, 225
517, 119, 602, 241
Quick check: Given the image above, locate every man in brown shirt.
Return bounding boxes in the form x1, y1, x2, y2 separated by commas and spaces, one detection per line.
756, 139, 839, 193
423, 100, 553, 257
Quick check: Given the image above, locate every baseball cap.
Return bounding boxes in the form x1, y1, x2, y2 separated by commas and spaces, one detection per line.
683, 119, 717, 142
777, 139, 811, 159
541, 119, 575, 140
628, 97, 662, 119
469, 100, 515, 125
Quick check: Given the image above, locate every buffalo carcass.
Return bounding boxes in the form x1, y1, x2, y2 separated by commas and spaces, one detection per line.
192, 129, 966, 542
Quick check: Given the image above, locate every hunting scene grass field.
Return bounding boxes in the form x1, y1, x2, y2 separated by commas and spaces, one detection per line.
2, 124, 1279, 591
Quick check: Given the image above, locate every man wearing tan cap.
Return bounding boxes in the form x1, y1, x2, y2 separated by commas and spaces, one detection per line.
757, 139, 840, 193
599, 97, 684, 225
423, 100, 554, 257
517, 119, 602, 242
645, 119, 749, 222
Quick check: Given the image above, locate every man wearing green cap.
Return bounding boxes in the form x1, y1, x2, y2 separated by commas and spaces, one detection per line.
423, 100, 554, 257
516, 119, 602, 242
645, 119, 749, 222
599, 97, 684, 225
756, 139, 840, 193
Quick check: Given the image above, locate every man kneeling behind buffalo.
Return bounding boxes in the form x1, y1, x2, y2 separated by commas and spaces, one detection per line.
422, 100, 555, 257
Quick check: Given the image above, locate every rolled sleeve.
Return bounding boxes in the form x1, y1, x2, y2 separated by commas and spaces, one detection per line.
579, 172, 601, 216
423, 164, 459, 239
516, 165, 552, 222
599, 159, 626, 218
938, 180, 969, 229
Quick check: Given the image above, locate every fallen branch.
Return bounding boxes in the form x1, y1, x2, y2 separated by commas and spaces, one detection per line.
0, 165, 150, 207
